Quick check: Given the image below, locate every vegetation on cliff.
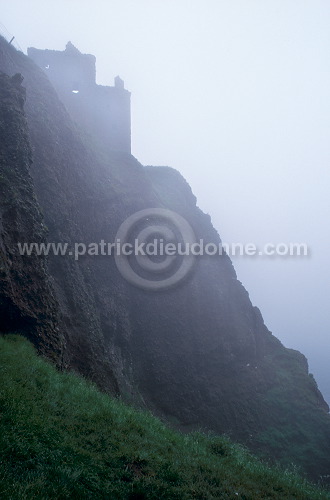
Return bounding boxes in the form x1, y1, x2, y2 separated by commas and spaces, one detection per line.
0, 335, 328, 500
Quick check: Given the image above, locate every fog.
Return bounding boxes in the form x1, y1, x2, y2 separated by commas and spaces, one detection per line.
2, 0, 329, 403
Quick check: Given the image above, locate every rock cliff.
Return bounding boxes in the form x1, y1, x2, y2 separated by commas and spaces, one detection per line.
0, 36, 329, 481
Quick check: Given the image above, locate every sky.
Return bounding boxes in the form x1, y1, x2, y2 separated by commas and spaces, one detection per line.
1, 0, 329, 403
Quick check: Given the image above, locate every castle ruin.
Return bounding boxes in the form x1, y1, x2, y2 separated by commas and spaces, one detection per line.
28, 42, 131, 154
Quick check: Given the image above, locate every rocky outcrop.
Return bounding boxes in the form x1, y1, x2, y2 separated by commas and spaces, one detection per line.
0, 36, 329, 481
0, 72, 62, 361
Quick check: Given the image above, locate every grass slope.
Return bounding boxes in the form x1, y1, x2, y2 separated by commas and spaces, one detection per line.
0, 335, 329, 500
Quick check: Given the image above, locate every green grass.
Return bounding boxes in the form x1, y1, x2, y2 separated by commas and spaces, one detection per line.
0, 335, 329, 499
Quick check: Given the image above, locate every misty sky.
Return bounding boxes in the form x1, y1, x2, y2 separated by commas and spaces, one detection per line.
1, 0, 329, 403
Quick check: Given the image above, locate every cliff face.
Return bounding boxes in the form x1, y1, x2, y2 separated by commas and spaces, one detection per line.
0, 72, 62, 361
0, 37, 329, 481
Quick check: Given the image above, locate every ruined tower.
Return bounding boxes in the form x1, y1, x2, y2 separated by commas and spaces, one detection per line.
27, 42, 131, 154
